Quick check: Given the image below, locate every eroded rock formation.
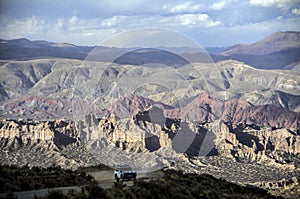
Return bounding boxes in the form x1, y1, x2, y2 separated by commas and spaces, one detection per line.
0, 119, 77, 147
0, 94, 299, 170
214, 122, 299, 164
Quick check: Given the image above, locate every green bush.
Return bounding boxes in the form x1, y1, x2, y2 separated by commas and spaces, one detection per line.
1, 166, 283, 199
0, 165, 96, 193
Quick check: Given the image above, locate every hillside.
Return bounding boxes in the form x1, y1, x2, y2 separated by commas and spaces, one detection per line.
0, 59, 299, 118
0, 38, 93, 60
0, 33, 300, 198
217, 31, 300, 69
221, 31, 300, 56
1, 31, 300, 69
1, 167, 284, 199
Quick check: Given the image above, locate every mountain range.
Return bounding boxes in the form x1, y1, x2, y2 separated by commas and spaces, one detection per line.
1, 31, 299, 69
215, 31, 300, 69
0, 31, 300, 198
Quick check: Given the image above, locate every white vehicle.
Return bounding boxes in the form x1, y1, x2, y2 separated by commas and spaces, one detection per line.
114, 165, 137, 182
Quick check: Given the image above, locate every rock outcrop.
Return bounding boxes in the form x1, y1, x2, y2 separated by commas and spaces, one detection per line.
215, 122, 300, 164
165, 93, 299, 128
0, 92, 299, 173
257, 177, 299, 190
0, 119, 77, 146
1, 92, 299, 167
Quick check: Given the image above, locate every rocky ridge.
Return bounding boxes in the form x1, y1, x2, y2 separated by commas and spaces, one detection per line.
218, 31, 300, 69
1, 114, 299, 198
1, 59, 299, 117
1, 93, 299, 198
1, 93, 299, 168
165, 93, 299, 128
0, 38, 300, 198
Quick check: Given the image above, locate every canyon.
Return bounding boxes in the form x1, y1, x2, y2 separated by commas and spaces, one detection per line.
0, 32, 300, 198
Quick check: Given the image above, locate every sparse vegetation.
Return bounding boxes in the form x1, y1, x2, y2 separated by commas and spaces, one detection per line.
103, 169, 282, 199
4, 168, 282, 199
0, 165, 95, 194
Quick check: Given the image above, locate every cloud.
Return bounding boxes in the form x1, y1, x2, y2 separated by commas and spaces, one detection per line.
292, 8, 300, 15
210, 0, 229, 10
69, 16, 79, 27
52, 16, 103, 33
163, 1, 231, 13
99, 13, 222, 29
0, 13, 222, 45
177, 14, 221, 27
249, 0, 298, 8
0, 0, 300, 47
225, 17, 300, 40
0, 15, 46, 38
101, 16, 123, 27
163, 2, 203, 13
0, 15, 116, 45
1, 9, 299, 47
189, 16, 300, 46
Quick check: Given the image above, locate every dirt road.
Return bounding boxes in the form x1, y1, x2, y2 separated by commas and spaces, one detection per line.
0, 169, 156, 199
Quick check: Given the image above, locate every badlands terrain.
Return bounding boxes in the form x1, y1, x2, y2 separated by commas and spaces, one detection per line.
0, 31, 300, 198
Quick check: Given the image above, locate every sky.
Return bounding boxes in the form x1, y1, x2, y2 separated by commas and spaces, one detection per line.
0, 0, 300, 47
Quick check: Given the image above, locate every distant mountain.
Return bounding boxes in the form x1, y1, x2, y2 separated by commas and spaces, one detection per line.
205, 47, 229, 54
216, 31, 300, 69
113, 48, 190, 67
1, 31, 300, 69
221, 31, 300, 56
0, 38, 93, 60
0, 38, 214, 66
